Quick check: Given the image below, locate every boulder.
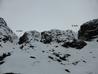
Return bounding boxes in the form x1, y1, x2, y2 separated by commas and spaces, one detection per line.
62, 39, 87, 49
40, 31, 52, 44
18, 31, 41, 44
18, 32, 28, 44
41, 29, 77, 44
78, 19, 98, 41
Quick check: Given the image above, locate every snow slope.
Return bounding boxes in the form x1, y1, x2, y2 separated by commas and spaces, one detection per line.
0, 39, 98, 74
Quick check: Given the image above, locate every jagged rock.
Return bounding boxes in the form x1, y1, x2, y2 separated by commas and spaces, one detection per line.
41, 29, 77, 44
19, 29, 77, 45
62, 39, 87, 49
0, 18, 7, 26
18, 32, 28, 44
0, 52, 11, 61
40, 31, 52, 44
0, 18, 18, 43
78, 19, 98, 41
18, 31, 41, 44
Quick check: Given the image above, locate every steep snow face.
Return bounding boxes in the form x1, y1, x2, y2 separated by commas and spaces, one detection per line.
0, 18, 18, 43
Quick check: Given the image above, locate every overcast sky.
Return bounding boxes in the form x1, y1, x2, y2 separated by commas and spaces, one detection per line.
0, 0, 98, 36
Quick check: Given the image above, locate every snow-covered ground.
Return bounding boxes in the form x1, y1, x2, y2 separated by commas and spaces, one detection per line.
0, 39, 98, 74
0, 18, 98, 74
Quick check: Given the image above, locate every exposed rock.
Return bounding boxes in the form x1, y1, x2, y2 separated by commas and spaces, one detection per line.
97, 40, 98, 42
19, 29, 77, 45
18, 31, 41, 44
72, 61, 80, 65
62, 39, 87, 49
41, 31, 52, 44
0, 52, 11, 61
0, 61, 5, 65
0, 18, 18, 43
48, 56, 54, 60
30, 56, 36, 59
0, 18, 7, 26
18, 32, 28, 44
65, 69, 70, 73
78, 19, 98, 41
41, 29, 77, 44
0, 52, 11, 65
3, 72, 19, 74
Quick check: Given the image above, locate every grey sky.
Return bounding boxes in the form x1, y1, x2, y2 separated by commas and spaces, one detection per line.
0, 0, 98, 36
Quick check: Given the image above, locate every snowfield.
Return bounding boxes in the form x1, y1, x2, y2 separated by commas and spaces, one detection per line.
0, 40, 98, 74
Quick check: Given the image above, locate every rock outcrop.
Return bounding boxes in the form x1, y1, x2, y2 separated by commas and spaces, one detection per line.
0, 18, 18, 43
18, 31, 41, 44
41, 29, 77, 44
78, 19, 98, 41
19, 29, 77, 44
62, 39, 87, 49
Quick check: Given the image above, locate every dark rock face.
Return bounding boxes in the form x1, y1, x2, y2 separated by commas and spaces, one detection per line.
65, 69, 70, 73
18, 32, 28, 44
0, 52, 11, 61
62, 39, 87, 49
78, 19, 98, 41
0, 52, 11, 65
2, 35, 12, 43
41, 31, 52, 44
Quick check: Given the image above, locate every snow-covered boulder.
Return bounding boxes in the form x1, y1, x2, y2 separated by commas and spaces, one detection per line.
19, 29, 77, 44
41, 29, 77, 44
18, 30, 41, 44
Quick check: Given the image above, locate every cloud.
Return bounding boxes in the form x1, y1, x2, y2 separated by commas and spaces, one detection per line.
0, 0, 2, 6
0, 0, 2, 3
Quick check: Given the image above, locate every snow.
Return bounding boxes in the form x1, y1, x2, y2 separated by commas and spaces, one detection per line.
0, 39, 98, 74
